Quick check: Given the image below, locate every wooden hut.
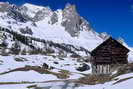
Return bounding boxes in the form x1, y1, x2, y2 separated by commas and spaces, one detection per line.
91, 37, 129, 74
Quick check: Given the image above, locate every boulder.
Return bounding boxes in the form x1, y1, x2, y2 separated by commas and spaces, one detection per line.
76, 63, 90, 72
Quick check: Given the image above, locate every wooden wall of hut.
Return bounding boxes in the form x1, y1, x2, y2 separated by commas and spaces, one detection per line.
91, 37, 129, 74
92, 64, 111, 74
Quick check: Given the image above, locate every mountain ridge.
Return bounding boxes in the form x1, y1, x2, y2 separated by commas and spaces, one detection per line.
0, 2, 105, 51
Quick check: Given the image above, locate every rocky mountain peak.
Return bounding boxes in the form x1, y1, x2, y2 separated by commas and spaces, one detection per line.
63, 3, 78, 19
22, 3, 44, 10
64, 3, 76, 13
0, 2, 95, 37
0, 3, 105, 51
33, 6, 53, 22
20, 3, 44, 18
61, 3, 93, 37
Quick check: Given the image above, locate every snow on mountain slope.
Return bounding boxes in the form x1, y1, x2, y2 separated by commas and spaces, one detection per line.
21, 3, 44, 18
0, 2, 103, 51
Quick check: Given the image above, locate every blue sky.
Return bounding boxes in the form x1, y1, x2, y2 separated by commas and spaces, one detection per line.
1, 0, 133, 46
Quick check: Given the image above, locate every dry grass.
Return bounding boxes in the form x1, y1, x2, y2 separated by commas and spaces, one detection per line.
77, 74, 112, 85
0, 65, 71, 79
0, 81, 35, 85
111, 62, 133, 78
56, 70, 71, 79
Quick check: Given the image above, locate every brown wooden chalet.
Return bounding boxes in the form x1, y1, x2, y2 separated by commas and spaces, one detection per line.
91, 37, 129, 74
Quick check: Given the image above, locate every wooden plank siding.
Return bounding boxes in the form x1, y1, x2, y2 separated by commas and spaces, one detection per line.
91, 37, 129, 74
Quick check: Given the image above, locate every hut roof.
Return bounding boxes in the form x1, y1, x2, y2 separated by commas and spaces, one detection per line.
91, 37, 130, 55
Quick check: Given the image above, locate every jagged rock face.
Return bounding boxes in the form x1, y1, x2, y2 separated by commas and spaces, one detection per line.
62, 4, 81, 37
61, 4, 92, 37
50, 12, 58, 24
19, 26, 33, 35
33, 7, 52, 22
7, 7, 30, 22
19, 5, 33, 20
19, 5, 28, 14
20, 3, 44, 18
0, 3, 31, 22
79, 17, 91, 31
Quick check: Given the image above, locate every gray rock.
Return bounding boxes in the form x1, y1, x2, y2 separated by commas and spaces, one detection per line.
6, 5, 31, 22
62, 3, 92, 37
50, 12, 58, 24
33, 7, 52, 22
42, 63, 49, 69
76, 63, 90, 72
62, 3, 80, 37
19, 26, 33, 35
